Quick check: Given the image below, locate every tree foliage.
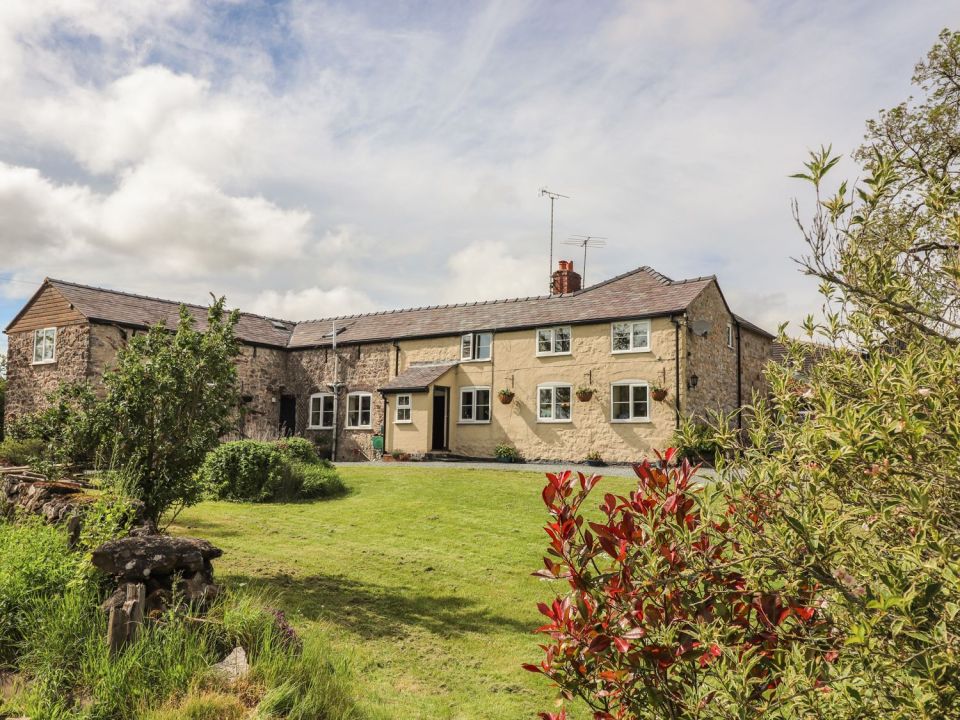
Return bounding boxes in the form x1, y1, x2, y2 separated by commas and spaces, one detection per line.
100, 299, 240, 524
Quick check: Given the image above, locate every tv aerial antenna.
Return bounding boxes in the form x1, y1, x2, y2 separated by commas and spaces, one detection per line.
563, 235, 607, 286
540, 187, 569, 293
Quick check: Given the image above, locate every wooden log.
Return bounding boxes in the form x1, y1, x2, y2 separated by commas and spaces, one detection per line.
106, 605, 128, 655
124, 583, 146, 644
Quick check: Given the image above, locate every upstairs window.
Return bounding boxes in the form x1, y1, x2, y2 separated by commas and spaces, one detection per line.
611, 382, 650, 422
461, 332, 492, 361
395, 394, 412, 423
32, 327, 56, 364
346, 392, 372, 429
726, 323, 735, 349
308, 393, 335, 429
536, 326, 572, 356
459, 387, 491, 423
611, 320, 651, 353
537, 384, 572, 422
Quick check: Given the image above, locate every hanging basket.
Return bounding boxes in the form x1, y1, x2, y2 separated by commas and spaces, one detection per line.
576, 390, 594, 402
652, 388, 669, 402
498, 391, 515, 404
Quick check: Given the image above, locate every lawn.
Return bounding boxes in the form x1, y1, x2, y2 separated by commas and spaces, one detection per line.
171, 465, 637, 719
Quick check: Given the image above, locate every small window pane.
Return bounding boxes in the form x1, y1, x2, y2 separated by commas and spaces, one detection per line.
632, 323, 648, 349
460, 390, 474, 420
538, 388, 553, 419
476, 389, 490, 421
555, 386, 571, 420
537, 329, 552, 353
555, 327, 571, 353
612, 385, 631, 420
475, 333, 491, 360
632, 385, 649, 419
461, 334, 473, 360
612, 323, 631, 351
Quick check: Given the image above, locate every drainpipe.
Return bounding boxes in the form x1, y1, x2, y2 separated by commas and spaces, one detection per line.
670, 316, 682, 429
735, 320, 743, 430
331, 320, 339, 462
380, 391, 389, 451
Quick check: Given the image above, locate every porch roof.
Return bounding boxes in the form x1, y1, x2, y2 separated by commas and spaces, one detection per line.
379, 362, 458, 393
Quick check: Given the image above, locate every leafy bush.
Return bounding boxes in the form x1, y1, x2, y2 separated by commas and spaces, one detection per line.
199, 440, 290, 503
0, 437, 45, 465
526, 453, 833, 718
671, 421, 722, 465
298, 462, 347, 500
275, 436, 319, 464
199, 440, 345, 503
494, 444, 520, 461
8, 381, 103, 467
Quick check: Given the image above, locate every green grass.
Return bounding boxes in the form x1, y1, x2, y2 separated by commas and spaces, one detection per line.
172, 465, 636, 720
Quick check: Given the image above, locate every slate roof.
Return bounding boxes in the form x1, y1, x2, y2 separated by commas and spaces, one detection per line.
733, 314, 775, 339
46, 279, 294, 348
289, 267, 716, 348
11, 267, 772, 350
378, 362, 458, 392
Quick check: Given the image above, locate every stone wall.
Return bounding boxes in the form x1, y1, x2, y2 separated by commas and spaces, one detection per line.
234, 345, 287, 439
5, 324, 91, 425
684, 284, 740, 420
739, 328, 772, 403
286, 343, 394, 461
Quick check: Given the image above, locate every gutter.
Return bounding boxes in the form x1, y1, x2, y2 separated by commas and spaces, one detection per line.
670, 315, 682, 429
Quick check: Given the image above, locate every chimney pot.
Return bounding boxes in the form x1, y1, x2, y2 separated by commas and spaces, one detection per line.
551, 259, 582, 294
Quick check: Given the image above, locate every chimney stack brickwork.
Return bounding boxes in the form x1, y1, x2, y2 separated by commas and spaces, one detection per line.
551, 259, 582, 294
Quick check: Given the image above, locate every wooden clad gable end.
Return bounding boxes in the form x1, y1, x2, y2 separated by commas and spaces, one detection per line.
5, 282, 87, 334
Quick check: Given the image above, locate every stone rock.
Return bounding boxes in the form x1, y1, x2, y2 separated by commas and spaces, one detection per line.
90, 535, 222, 581
211, 646, 249, 682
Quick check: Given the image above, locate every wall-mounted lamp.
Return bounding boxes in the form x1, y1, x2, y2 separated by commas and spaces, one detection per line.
687, 373, 699, 390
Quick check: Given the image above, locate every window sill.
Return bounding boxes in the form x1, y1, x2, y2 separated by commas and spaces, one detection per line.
457, 420, 491, 425
535, 352, 572, 358
537, 419, 573, 424
306, 425, 333, 431
394, 420, 413, 425
459, 358, 491, 364
345, 425, 373, 431
611, 348, 651, 355
611, 419, 652, 424
32, 359, 57, 365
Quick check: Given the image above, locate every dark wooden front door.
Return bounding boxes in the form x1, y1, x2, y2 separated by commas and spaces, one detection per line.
431, 389, 448, 451
279, 394, 296, 437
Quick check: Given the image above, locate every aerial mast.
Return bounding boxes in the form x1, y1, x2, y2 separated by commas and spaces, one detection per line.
540, 187, 569, 293
563, 235, 608, 286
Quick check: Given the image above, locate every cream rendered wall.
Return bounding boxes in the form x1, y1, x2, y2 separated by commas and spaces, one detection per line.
392, 318, 682, 463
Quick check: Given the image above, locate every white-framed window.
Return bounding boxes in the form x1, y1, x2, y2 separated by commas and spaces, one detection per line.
459, 387, 491, 423
395, 394, 412, 423
32, 327, 57, 364
537, 383, 573, 422
308, 393, 335, 429
611, 320, 651, 353
536, 326, 572, 356
461, 332, 492, 361
611, 381, 650, 422
726, 323, 734, 349
346, 392, 372, 429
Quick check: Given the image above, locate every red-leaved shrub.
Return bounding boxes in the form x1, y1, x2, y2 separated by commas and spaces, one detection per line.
525, 449, 836, 719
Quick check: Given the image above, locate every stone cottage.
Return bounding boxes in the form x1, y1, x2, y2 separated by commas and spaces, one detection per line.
4, 263, 774, 463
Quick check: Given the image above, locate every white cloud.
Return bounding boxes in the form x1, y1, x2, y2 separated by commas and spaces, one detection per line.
251, 286, 376, 321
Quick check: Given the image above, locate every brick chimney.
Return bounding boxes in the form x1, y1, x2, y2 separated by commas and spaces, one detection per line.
551, 259, 582, 294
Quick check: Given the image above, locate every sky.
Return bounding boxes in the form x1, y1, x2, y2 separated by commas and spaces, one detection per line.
1, 0, 959, 354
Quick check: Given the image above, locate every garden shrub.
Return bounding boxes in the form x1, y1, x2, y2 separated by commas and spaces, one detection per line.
8, 381, 104, 466
275, 436, 319, 464
0, 437, 45, 465
526, 452, 833, 719
199, 440, 345, 503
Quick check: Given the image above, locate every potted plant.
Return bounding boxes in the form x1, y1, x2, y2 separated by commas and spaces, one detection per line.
494, 444, 521, 463
585, 450, 605, 467
575, 386, 594, 402
498, 388, 515, 404
651, 385, 669, 402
